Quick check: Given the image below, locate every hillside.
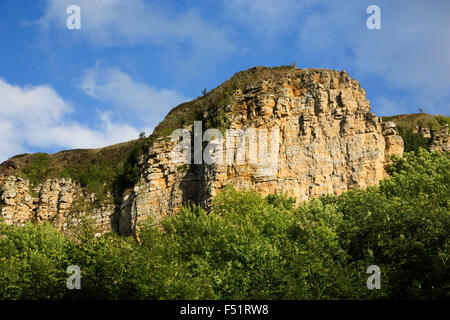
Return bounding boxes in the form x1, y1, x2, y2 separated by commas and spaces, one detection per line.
0, 66, 448, 236
0, 140, 141, 199
1, 66, 449, 300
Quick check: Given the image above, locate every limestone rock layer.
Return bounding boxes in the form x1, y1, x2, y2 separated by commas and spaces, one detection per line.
1, 68, 404, 235
122, 68, 404, 234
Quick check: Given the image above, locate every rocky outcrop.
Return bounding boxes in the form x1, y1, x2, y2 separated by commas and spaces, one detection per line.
0, 176, 36, 226
427, 127, 449, 152
411, 123, 450, 153
119, 68, 404, 235
1, 67, 405, 236
382, 113, 449, 153
0, 175, 116, 236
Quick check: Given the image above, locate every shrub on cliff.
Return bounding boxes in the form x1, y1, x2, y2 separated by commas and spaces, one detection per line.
397, 126, 429, 152
21, 153, 53, 186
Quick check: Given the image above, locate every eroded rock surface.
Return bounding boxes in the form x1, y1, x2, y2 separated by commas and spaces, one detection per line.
1, 68, 405, 236
0, 175, 116, 236
121, 69, 404, 235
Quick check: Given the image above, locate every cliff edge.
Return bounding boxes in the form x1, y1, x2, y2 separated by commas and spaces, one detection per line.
1, 66, 410, 236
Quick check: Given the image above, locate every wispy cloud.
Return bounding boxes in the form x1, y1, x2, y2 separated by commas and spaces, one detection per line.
40, 0, 235, 62
294, 0, 450, 114
222, 0, 450, 115
80, 64, 189, 128
0, 78, 141, 162
222, 0, 315, 37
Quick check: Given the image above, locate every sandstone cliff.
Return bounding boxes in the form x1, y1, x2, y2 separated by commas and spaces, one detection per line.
1, 66, 408, 236
121, 67, 404, 234
0, 175, 116, 236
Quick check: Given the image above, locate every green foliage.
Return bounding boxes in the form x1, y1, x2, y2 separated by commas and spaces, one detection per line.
329, 149, 450, 299
382, 113, 446, 131
265, 193, 296, 210
435, 115, 450, 127
159, 189, 364, 299
60, 141, 147, 201
0, 223, 70, 299
21, 153, 53, 185
1, 140, 144, 205
382, 113, 450, 153
204, 105, 232, 133
63, 163, 117, 202
115, 138, 150, 194
0, 150, 448, 300
397, 126, 429, 152
151, 84, 235, 139
122, 150, 140, 188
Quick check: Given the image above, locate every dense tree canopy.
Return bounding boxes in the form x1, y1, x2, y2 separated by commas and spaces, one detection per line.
0, 149, 448, 299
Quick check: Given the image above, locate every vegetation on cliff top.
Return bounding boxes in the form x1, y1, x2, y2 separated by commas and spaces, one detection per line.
150, 65, 300, 139
383, 112, 450, 130
1, 149, 448, 299
0, 139, 146, 201
382, 113, 449, 152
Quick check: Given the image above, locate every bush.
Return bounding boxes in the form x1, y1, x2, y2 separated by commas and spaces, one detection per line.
21, 153, 53, 185
0, 150, 448, 300
331, 150, 449, 298
0, 223, 69, 299
397, 126, 429, 153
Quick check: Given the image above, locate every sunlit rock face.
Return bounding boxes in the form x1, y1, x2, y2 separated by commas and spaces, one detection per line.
122, 68, 404, 235
0, 176, 115, 236
0, 68, 405, 236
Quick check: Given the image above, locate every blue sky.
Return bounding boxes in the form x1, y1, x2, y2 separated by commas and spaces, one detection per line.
0, 0, 449, 161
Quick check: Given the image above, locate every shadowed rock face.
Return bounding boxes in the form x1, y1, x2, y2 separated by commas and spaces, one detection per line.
0, 68, 404, 236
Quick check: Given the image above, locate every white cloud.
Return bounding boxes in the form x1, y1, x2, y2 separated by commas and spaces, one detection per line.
0, 65, 190, 162
80, 65, 188, 127
223, 0, 314, 36
356, 1, 450, 90
0, 78, 142, 162
295, 0, 450, 114
40, 0, 234, 59
223, 0, 450, 115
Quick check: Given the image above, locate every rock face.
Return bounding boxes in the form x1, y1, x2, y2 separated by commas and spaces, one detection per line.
0, 176, 36, 226
406, 122, 449, 153
1, 68, 405, 236
119, 68, 404, 235
0, 175, 116, 236
427, 127, 449, 152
